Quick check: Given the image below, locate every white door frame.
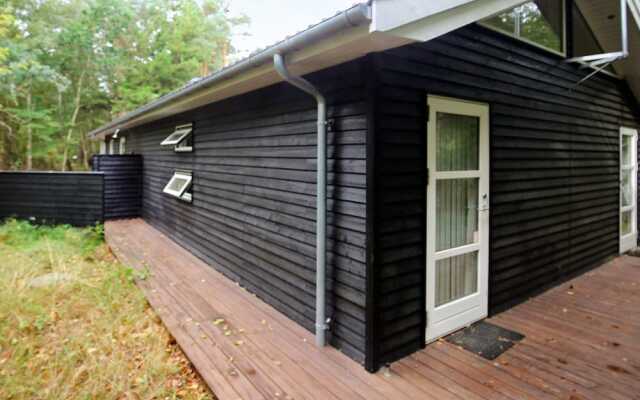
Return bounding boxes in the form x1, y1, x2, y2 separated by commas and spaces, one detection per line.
620, 126, 638, 253
426, 95, 490, 342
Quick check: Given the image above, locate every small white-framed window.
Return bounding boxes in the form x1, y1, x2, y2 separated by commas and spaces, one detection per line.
161, 123, 193, 152
163, 170, 193, 202
108, 139, 116, 155
119, 136, 126, 155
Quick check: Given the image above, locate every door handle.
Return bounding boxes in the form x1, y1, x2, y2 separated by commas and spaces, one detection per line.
479, 193, 489, 212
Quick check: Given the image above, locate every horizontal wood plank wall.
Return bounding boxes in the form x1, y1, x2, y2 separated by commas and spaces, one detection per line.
125, 59, 369, 364
370, 53, 427, 369
92, 155, 143, 220
0, 172, 104, 226
371, 24, 640, 369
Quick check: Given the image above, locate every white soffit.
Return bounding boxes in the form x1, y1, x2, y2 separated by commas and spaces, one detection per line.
371, 0, 526, 42
576, 0, 640, 102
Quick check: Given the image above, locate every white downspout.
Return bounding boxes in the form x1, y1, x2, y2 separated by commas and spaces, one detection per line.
273, 53, 328, 347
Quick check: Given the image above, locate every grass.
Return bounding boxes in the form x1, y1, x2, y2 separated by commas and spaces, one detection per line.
0, 219, 214, 400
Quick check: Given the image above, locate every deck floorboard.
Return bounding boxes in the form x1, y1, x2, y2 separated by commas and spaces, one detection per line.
106, 219, 640, 400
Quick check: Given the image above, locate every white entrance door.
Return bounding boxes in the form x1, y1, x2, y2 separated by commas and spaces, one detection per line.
620, 127, 638, 253
426, 96, 490, 342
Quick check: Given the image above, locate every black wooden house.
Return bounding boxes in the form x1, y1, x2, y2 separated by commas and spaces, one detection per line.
89, 0, 640, 372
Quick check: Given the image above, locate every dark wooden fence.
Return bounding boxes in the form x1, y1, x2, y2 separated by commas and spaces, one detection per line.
92, 155, 143, 220
0, 171, 104, 226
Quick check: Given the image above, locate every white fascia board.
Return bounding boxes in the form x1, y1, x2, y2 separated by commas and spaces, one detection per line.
92, 25, 413, 140
372, 0, 527, 42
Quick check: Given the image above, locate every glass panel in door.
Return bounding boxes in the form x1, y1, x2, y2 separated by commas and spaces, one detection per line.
436, 252, 478, 306
621, 211, 632, 236
622, 134, 632, 166
622, 169, 633, 208
436, 113, 479, 171
434, 112, 480, 308
436, 178, 478, 251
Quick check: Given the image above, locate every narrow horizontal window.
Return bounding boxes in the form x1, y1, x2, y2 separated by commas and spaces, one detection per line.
161, 124, 193, 146
481, 0, 565, 55
163, 171, 193, 202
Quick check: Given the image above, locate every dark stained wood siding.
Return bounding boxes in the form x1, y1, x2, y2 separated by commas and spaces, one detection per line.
0, 171, 104, 226
124, 60, 369, 363
370, 24, 640, 369
368, 54, 427, 370
92, 155, 143, 220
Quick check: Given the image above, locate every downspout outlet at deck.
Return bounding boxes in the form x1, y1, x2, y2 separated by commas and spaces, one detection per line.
273, 53, 329, 347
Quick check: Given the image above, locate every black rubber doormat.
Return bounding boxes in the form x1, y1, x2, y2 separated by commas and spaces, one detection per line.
445, 321, 525, 360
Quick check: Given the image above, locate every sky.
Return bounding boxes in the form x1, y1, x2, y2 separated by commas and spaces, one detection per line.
227, 0, 363, 60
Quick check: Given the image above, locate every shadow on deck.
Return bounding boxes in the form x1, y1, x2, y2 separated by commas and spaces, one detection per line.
106, 218, 640, 400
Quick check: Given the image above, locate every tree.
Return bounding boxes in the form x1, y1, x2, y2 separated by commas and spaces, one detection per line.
0, 0, 247, 171
3, 57, 68, 170
110, 0, 246, 115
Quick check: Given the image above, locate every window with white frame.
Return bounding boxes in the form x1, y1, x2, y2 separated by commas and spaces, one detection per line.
161, 123, 193, 152
481, 0, 565, 55
163, 170, 193, 202
108, 138, 116, 155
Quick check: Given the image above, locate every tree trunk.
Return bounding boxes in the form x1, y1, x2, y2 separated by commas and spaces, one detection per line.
0, 119, 12, 169
80, 132, 90, 170
26, 80, 32, 171
61, 70, 85, 171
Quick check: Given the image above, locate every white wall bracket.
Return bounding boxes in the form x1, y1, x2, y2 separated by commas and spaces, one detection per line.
566, 0, 629, 80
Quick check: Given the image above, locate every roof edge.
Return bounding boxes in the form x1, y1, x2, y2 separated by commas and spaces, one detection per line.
89, 3, 372, 139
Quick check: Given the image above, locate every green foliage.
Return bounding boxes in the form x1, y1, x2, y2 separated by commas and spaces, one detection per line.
0, 219, 102, 255
0, 0, 247, 170
0, 220, 213, 399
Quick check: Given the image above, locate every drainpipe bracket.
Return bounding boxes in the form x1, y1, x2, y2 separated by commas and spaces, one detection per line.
316, 317, 331, 331
325, 119, 335, 132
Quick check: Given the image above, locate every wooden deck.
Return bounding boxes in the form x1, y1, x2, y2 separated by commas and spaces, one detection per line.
106, 218, 640, 400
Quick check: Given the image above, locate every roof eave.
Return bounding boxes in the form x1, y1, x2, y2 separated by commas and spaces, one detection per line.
89, 3, 372, 139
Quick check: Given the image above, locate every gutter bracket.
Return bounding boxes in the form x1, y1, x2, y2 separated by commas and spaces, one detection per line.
567, 0, 629, 83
